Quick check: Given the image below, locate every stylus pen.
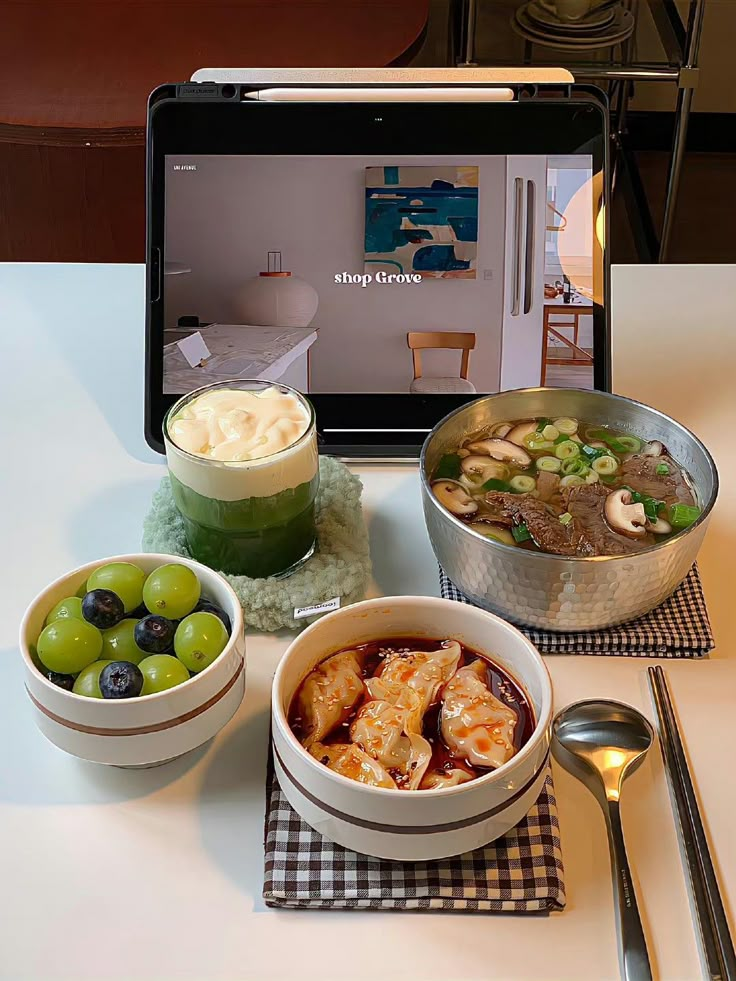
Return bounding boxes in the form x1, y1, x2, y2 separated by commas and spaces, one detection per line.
241, 87, 515, 103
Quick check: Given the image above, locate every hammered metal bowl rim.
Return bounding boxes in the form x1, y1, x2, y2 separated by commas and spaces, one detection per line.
419, 387, 719, 564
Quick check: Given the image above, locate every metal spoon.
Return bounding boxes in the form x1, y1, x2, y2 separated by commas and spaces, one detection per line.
553, 700, 654, 981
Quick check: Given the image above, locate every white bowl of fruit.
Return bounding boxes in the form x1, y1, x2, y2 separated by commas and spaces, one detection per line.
19, 553, 245, 767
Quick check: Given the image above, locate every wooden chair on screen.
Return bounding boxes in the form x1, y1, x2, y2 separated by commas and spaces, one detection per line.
407, 331, 477, 394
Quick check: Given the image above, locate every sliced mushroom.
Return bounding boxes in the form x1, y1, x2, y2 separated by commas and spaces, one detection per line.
491, 422, 512, 438
460, 455, 509, 482
506, 420, 538, 447
642, 440, 664, 457
647, 516, 672, 535
466, 438, 532, 468
432, 479, 478, 516
468, 522, 515, 546
604, 488, 647, 538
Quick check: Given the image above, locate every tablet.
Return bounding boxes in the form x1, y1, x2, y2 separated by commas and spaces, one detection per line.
146, 79, 609, 457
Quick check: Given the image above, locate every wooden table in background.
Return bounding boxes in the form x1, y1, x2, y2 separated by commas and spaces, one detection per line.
0, 0, 429, 262
541, 297, 595, 385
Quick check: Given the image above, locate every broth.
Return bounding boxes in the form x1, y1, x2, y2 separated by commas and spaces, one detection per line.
431, 416, 702, 557
289, 638, 534, 791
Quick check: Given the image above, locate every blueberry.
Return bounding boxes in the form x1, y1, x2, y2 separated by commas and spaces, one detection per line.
46, 671, 74, 691
134, 614, 176, 654
82, 589, 124, 629
99, 661, 144, 699
195, 598, 231, 635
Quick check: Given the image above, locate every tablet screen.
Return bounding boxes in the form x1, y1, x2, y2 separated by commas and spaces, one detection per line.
163, 152, 600, 398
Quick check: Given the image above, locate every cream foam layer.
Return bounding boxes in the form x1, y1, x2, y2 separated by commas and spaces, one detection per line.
169, 387, 310, 462
166, 387, 318, 501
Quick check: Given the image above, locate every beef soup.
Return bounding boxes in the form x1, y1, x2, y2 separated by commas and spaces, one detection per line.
430, 416, 702, 557
288, 638, 534, 791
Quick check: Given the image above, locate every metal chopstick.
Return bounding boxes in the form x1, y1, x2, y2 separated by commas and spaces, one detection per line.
648, 666, 736, 981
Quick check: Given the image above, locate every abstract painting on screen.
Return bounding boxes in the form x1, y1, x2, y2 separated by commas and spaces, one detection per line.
364, 166, 479, 279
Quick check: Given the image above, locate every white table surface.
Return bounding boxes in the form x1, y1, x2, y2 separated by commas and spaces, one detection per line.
1, 263, 735, 981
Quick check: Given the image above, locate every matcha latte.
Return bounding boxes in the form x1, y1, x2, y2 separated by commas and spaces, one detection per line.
164, 382, 319, 578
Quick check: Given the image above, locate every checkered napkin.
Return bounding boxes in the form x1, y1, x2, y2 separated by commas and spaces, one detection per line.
439, 563, 714, 658
263, 766, 565, 913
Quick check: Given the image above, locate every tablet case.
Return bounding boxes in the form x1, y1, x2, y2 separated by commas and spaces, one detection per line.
146, 71, 609, 459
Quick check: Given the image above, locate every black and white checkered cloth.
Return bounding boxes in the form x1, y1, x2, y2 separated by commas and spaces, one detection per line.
263, 766, 565, 913
440, 564, 714, 658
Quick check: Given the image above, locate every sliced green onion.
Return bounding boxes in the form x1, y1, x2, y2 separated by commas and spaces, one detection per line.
510, 475, 537, 494
585, 471, 600, 484
644, 498, 664, 521
592, 455, 619, 475
553, 417, 578, 435
511, 522, 532, 543
669, 503, 701, 529
656, 463, 670, 475
614, 436, 642, 453
434, 453, 462, 480
555, 440, 580, 461
585, 427, 610, 443
542, 424, 560, 441
584, 428, 642, 455
523, 432, 548, 451
554, 433, 571, 445
535, 418, 551, 432
561, 457, 589, 476
539, 440, 556, 450
622, 486, 664, 521
560, 474, 585, 488
482, 477, 511, 492
559, 512, 573, 526
581, 443, 607, 461
536, 456, 562, 473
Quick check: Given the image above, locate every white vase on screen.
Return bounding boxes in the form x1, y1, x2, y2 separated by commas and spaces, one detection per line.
235, 251, 319, 328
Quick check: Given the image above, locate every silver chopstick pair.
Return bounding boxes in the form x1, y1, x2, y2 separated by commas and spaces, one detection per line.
648, 666, 736, 981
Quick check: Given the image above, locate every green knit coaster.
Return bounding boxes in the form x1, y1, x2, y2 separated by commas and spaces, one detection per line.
142, 456, 371, 632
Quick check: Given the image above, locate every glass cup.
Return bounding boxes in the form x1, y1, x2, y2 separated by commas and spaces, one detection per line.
164, 380, 319, 578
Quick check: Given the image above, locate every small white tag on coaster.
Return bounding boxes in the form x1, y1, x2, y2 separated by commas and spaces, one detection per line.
294, 597, 341, 621
177, 331, 211, 367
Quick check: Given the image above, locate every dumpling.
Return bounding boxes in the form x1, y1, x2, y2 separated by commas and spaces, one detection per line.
441, 660, 518, 769
350, 699, 431, 790
377, 641, 462, 718
309, 741, 395, 789
295, 651, 365, 748
364, 675, 424, 733
420, 768, 475, 790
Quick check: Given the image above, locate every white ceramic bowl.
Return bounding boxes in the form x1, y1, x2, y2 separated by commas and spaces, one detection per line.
19, 553, 245, 767
272, 596, 552, 861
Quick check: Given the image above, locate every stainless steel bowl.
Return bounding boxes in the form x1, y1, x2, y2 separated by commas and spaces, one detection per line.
420, 388, 718, 631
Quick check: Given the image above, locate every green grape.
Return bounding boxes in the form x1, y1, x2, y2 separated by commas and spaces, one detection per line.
142, 564, 201, 620
139, 654, 190, 695
101, 618, 146, 665
87, 562, 146, 613
174, 612, 228, 673
76, 580, 90, 598
37, 619, 103, 674
72, 660, 113, 698
29, 644, 45, 674
45, 596, 84, 626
